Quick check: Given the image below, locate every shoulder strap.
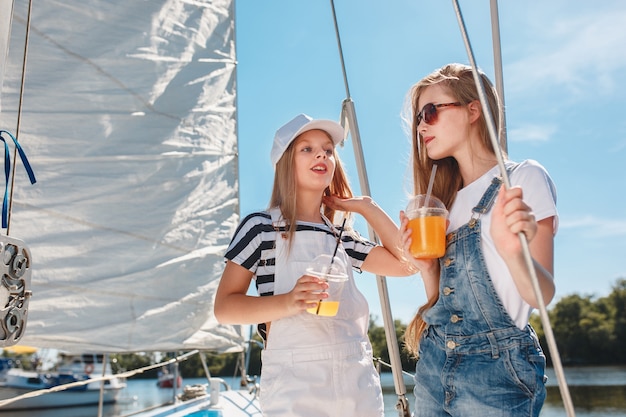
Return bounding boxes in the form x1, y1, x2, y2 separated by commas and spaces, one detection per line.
469, 163, 519, 227
256, 209, 279, 344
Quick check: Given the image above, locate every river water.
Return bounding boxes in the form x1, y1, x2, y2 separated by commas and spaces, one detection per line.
0, 366, 624, 416
382, 366, 626, 417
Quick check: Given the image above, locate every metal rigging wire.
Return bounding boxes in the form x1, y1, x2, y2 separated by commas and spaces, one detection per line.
451, 1, 576, 415
489, 0, 507, 152
329, 1, 575, 415
329, 1, 411, 416
6, 0, 34, 236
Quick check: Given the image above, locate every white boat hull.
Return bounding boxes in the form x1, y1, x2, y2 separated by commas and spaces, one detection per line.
0, 354, 126, 410
0, 385, 123, 410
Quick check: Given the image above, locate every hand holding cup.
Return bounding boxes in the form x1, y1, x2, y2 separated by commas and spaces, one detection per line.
305, 254, 348, 317
405, 195, 448, 259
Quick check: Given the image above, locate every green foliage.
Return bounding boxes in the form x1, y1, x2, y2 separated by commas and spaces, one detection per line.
531, 277, 626, 365
368, 317, 416, 373
178, 351, 240, 378
110, 352, 158, 378
111, 278, 626, 379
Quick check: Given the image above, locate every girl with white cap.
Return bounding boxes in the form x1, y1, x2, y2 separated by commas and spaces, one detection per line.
215, 113, 415, 417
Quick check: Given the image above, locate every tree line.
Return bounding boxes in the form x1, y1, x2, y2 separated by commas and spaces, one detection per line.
112, 278, 626, 378
529, 277, 626, 366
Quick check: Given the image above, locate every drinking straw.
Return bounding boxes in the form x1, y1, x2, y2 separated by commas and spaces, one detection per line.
330, 217, 348, 263
316, 217, 347, 314
424, 164, 438, 208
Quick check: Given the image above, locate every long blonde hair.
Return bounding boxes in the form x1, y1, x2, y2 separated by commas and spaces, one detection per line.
404, 63, 505, 357
269, 130, 353, 250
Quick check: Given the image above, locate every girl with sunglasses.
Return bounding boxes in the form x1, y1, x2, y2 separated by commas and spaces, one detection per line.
215, 113, 415, 417
400, 63, 558, 416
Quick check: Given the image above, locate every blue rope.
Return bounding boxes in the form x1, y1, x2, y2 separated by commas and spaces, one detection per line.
0, 130, 37, 229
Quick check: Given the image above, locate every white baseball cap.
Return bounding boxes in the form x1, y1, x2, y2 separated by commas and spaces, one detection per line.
270, 113, 344, 166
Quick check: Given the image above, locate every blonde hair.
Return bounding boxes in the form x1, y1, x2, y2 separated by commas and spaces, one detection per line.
404, 63, 505, 357
269, 130, 354, 250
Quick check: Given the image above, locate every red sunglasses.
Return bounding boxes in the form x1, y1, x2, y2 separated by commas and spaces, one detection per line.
415, 102, 462, 126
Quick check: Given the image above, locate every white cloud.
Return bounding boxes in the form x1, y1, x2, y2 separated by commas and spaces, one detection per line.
507, 124, 556, 143
504, 5, 626, 97
560, 215, 626, 237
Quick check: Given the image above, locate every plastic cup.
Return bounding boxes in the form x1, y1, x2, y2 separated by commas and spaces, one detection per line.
406, 195, 448, 259
305, 254, 348, 317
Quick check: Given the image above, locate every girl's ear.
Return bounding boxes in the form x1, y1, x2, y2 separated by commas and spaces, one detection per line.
467, 100, 482, 124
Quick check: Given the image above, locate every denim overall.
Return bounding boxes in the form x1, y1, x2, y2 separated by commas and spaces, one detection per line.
414, 176, 547, 417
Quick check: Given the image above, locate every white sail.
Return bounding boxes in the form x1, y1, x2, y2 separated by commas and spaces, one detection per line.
0, 0, 15, 111
0, 0, 244, 353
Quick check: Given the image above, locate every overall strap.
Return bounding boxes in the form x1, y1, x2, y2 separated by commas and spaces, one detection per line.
256, 209, 281, 343
468, 163, 519, 228
469, 177, 502, 228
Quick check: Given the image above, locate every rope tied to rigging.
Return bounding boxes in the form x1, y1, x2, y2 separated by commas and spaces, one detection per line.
0, 130, 36, 229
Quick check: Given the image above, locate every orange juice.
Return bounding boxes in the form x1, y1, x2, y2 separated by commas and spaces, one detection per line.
306, 300, 340, 316
305, 255, 348, 317
408, 215, 446, 258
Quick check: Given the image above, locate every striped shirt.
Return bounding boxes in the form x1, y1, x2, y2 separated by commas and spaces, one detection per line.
224, 211, 376, 297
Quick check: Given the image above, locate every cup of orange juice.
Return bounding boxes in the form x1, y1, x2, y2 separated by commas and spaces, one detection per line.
406, 195, 448, 259
305, 254, 348, 317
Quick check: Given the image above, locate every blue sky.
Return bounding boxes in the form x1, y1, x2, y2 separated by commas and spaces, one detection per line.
234, 0, 626, 324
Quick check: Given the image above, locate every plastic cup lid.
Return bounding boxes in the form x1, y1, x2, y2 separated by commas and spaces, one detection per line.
306, 254, 348, 281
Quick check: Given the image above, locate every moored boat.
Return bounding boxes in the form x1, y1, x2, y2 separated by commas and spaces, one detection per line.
157, 365, 183, 389
0, 353, 126, 410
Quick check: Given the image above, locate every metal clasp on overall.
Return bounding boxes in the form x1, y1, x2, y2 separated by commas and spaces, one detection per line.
469, 213, 479, 228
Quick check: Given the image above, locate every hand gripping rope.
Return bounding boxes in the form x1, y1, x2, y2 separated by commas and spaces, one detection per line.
451, 1, 576, 415
329, 1, 576, 415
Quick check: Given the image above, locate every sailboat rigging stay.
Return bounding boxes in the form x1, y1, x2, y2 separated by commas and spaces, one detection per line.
0, 0, 576, 416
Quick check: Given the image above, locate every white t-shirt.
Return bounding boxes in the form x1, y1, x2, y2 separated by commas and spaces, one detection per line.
446, 160, 558, 329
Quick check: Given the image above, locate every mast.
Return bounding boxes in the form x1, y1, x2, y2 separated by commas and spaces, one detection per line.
330, 2, 410, 416
490, 0, 507, 152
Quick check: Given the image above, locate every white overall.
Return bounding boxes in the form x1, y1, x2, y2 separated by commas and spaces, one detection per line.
259, 209, 384, 417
